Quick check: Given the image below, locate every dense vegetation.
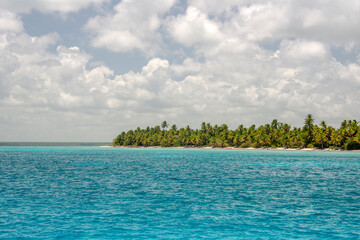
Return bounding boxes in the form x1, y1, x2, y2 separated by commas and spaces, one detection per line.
113, 114, 360, 150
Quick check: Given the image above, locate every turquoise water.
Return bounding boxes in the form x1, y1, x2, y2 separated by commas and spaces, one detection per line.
1, 145, 359, 239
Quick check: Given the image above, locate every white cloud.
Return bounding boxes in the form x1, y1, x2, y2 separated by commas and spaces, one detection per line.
286, 1, 360, 45
0, 0, 107, 13
85, 0, 176, 54
230, 2, 289, 42
166, 6, 223, 46
1, 28, 360, 140
1, 1, 360, 141
278, 40, 329, 63
170, 58, 202, 76
189, 0, 262, 16
0, 10, 23, 33
171, 0, 360, 45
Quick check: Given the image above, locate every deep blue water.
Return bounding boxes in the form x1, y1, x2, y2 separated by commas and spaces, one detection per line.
0, 145, 359, 239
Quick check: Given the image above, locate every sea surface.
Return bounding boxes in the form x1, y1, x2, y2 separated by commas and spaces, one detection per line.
0, 144, 359, 239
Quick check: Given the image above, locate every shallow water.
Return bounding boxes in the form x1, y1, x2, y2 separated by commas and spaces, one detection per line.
1, 145, 359, 239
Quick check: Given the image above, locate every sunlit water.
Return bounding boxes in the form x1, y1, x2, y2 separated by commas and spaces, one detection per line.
1, 144, 359, 239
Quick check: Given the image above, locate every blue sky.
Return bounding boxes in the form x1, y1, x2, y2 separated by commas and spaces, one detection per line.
0, 0, 360, 142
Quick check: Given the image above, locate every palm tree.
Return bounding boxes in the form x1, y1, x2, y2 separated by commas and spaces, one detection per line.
341, 120, 348, 129
113, 114, 359, 149
303, 114, 315, 146
320, 120, 327, 129
161, 121, 169, 130
271, 119, 278, 129
201, 122, 206, 132
315, 129, 327, 149
304, 114, 314, 131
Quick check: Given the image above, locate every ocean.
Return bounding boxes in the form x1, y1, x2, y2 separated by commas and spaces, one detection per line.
1, 144, 359, 239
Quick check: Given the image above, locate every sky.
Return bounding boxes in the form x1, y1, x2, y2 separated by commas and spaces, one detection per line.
0, 0, 360, 142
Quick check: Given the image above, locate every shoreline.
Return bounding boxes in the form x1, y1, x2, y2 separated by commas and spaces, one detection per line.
111, 145, 360, 152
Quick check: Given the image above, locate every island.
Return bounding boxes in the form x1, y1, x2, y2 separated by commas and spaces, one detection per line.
113, 114, 360, 150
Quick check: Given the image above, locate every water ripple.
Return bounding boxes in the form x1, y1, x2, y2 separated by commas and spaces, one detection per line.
0, 147, 359, 239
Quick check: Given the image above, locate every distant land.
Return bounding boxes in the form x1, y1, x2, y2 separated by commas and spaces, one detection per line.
0, 142, 112, 146
113, 114, 360, 150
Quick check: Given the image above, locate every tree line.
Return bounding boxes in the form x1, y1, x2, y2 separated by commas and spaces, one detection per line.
113, 114, 360, 150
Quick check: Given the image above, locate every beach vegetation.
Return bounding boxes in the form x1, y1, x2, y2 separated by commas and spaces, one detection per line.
113, 115, 360, 150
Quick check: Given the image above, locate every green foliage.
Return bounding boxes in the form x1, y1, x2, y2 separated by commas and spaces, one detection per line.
161, 121, 169, 130
113, 116, 360, 150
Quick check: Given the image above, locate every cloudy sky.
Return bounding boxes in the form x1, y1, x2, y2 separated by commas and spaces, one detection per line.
1, 0, 360, 142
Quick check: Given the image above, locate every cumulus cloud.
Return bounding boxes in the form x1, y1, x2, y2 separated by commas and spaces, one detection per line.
85, 0, 176, 54
289, 0, 360, 45
2, 29, 359, 138
0, 0, 107, 13
1, 0, 360, 141
0, 10, 23, 33
175, 0, 360, 46
170, 58, 202, 76
166, 6, 223, 46
278, 40, 329, 64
